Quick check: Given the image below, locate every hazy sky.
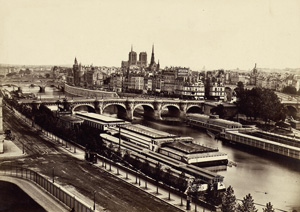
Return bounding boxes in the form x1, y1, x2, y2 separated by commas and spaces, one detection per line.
1, 0, 300, 70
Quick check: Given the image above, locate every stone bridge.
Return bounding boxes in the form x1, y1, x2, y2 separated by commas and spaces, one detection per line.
1, 84, 22, 92
1, 81, 64, 93
20, 98, 211, 121
30, 82, 64, 93
281, 100, 300, 116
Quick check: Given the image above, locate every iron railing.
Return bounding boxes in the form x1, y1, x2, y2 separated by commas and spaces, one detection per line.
0, 165, 94, 212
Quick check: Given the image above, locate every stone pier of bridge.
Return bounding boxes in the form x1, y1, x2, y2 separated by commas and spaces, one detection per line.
39, 86, 46, 93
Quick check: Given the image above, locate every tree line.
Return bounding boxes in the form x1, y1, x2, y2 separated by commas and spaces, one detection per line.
235, 82, 286, 123
222, 186, 280, 212
282, 85, 300, 96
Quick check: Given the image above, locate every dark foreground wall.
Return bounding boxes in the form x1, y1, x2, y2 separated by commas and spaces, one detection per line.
0, 181, 46, 212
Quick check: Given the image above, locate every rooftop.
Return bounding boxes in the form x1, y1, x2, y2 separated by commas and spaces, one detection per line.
121, 124, 177, 139
59, 115, 83, 123
75, 112, 125, 123
165, 141, 217, 154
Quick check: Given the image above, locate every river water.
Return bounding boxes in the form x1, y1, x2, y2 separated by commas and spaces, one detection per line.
4, 85, 300, 212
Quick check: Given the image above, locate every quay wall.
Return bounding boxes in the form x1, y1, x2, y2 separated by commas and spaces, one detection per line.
64, 84, 118, 98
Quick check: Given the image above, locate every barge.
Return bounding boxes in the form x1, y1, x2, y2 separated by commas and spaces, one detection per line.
159, 141, 228, 167
186, 113, 243, 133
186, 113, 300, 161
110, 123, 228, 167
221, 128, 300, 160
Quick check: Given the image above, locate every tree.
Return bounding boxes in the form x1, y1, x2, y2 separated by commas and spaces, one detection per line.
282, 86, 297, 95
237, 194, 257, 212
236, 87, 261, 120
25, 68, 32, 75
235, 81, 245, 99
221, 186, 236, 212
211, 104, 225, 118
205, 183, 223, 206
236, 87, 286, 122
263, 202, 275, 212
259, 89, 285, 123
6, 72, 17, 77
177, 172, 188, 191
154, 162, 162, 181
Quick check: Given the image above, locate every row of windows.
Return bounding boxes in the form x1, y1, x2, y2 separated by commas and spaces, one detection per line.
159, 149, 183, 161
213, 87, 225, 91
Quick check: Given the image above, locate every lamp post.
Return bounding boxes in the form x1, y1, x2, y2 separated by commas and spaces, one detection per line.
118, 125, 121, 151
52, 167, 54, 183
93, 190, 96, 210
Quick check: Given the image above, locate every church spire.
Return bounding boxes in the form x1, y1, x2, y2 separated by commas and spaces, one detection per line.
156, 59, 160, 71
74, 57, 78, 65
253, 63, 258, 75
150, 44, 155, 65
131, 45, 133, 52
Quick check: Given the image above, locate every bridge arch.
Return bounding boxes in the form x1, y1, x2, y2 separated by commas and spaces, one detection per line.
102, 103, 127, 119
72, 104, 96, 113
161, 104, 181, 119
2, 84, 19, 88
133, 103, 154, 111
186, 105, 203, 114
103, 103, 127, 112
133, 103, 155, 120
285, 105, 298, 118
161, 104, 180, 111
28, 83, 47, 93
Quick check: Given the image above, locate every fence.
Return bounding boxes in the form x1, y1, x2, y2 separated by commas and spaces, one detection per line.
0, 166, 94, 212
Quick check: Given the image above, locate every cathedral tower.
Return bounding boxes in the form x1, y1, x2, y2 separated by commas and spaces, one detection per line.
128, 45, 137, 66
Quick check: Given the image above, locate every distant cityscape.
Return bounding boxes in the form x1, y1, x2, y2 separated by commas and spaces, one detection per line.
1, 45, 300, 101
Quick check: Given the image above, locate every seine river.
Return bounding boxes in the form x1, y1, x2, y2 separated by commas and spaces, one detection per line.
5, 85, 300, 212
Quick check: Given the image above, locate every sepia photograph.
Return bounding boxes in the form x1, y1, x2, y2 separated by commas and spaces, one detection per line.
0, 0, 300, 211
